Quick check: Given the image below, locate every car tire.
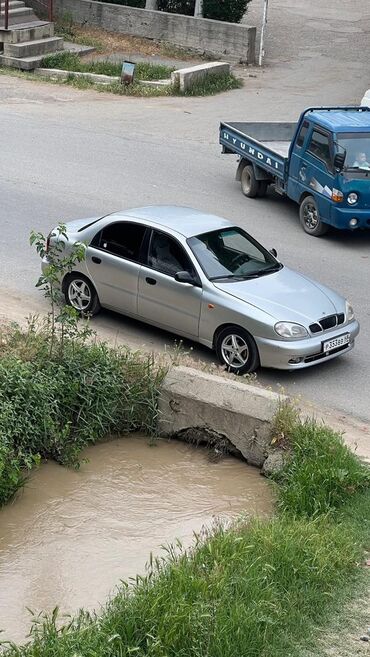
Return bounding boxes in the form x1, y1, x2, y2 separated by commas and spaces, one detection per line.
215, 325, 260, 375
240, 164, 260, 198
299, 196, 329, 236
64, 273, 101, 315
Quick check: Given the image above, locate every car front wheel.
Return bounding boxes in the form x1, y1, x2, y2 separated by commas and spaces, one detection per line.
215, 325, 260, 374
64, 274, 101, 315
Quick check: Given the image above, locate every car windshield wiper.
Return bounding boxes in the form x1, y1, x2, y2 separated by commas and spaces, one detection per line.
253, 264, 282, 277
210, 273, 259, 281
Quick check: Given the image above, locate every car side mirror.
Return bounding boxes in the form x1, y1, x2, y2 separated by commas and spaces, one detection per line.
174, 271, 197, 285
269, 248, 277, 258
334, 152, 346, 171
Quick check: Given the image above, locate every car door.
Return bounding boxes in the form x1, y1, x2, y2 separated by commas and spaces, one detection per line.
287, 119, 310, 202
301, 127, 335, 219
86, 221, 147, 315
137, 230, 202, 338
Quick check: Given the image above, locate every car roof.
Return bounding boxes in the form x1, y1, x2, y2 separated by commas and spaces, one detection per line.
107, 206, 233, 238
308, 109, 370, 133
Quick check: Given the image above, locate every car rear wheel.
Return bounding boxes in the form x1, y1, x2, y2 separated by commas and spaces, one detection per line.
215, 325, 260, 374
240, 164, 260, 198
64, 274, 101, 315
299, 196, 329, 236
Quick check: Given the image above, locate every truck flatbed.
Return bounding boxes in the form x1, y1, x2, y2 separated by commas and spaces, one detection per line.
220, 121, 296, 179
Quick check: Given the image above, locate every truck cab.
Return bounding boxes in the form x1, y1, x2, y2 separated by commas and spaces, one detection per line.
287, 109, 370, 235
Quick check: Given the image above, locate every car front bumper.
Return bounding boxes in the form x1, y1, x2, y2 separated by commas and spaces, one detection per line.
255, 319, 360, 370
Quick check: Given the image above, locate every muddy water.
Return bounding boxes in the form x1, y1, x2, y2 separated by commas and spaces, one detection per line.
0, 436, 273, 644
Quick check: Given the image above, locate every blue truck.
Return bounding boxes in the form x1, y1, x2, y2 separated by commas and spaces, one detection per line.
220, 106, 370, 236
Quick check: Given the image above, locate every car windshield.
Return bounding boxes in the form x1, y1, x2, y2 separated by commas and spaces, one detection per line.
188, 227, 281, 281
337, 133, 370, 171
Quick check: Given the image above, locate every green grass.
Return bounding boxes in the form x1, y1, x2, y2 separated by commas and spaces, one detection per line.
38, 51, 242, 96
1, 399, 369, 656
41, 51, 175, 80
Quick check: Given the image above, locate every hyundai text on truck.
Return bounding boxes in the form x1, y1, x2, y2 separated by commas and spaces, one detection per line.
220, 106, 370, 236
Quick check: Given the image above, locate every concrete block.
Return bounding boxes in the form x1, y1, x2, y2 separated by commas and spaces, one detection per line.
158, 366, 282, 467
171, 61, 230, 92
35, 67, 120, 85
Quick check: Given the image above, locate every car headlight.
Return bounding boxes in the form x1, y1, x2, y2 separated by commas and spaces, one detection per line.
274, 322, 308, 339
347, 193, 358, 205
345, 300, 355, 322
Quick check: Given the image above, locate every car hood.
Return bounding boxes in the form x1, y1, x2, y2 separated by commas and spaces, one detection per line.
213, 266, 344, 324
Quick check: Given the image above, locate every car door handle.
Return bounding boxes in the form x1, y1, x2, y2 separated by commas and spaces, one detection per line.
92, 256, 101, 264
145, 277, 157, 285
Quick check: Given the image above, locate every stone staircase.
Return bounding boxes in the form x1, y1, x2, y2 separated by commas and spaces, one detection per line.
0, 1, 64, 70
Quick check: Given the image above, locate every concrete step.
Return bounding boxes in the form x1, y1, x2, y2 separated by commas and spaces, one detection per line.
0, 1, 26, 9
4, 35, 63, 57
2, 6, 33, 18
6, 22, 54, 43
0, 21, 53, 43
0, 52, 47, 69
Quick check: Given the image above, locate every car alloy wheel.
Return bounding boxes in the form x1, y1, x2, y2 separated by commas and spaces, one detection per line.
221, 334, 250, 369
64, 274, 101, 315
215, 325, 259, 374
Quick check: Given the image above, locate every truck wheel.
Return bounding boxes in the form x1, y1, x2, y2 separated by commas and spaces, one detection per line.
299, 196, 329, 236
241, 165, 260, 198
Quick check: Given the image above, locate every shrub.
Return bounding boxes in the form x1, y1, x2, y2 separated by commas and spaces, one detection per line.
0, 329, 164, 478
203, 0, 251, 23
0, 443, 25, 505
158, 0, 195, 15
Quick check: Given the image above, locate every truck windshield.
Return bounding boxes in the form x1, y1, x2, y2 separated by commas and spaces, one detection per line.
337, 132, 370, 171
188, 227, 281, 281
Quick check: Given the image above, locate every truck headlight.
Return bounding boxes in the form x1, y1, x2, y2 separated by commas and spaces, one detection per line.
345, 300, 354, 322
274, 322, 308, 339
347, 193, 358, 205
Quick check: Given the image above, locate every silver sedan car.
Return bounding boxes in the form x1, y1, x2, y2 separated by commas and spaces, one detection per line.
43, 206, 359, 374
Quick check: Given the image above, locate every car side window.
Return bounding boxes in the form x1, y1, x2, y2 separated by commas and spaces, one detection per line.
148, 231, 194, 278
307, 130, 332, 168
296, 121, 309, 148
90, 222, 146, 262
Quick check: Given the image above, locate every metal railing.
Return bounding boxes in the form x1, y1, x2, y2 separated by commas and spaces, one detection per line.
0, 0, 53, 30
32, 0, 54, 22
0, 0, 10, 30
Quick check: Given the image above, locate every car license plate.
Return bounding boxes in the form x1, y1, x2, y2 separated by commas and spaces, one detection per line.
323, 333, 350, 353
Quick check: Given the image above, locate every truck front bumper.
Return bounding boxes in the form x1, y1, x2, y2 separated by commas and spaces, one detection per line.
331, 206, 370, 230
255, 319, 360, 370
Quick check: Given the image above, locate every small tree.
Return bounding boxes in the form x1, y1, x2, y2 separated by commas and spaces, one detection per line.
203, 0, 251, 23
30, 225, 88, 355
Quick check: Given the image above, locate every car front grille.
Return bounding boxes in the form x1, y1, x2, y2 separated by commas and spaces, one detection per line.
309, 313, 345, 334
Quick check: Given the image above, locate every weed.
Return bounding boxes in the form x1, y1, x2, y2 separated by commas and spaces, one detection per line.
274, 420, 370, 517
181, 71, 243, 96
41, 52, 175, 80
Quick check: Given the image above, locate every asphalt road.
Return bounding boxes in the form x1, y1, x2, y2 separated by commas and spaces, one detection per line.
0, 0, 369, 421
